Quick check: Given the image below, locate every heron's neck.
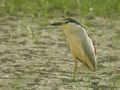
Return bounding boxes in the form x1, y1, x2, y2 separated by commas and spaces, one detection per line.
60, 23, 70, 30
60, 24, 71, 37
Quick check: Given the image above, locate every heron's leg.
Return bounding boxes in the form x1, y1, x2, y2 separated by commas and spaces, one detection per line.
73, 57, 78, 80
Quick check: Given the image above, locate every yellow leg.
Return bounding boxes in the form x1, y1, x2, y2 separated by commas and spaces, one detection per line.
73, 58, 78, 80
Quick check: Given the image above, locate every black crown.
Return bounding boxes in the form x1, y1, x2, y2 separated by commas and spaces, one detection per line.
64, 18, 80, 25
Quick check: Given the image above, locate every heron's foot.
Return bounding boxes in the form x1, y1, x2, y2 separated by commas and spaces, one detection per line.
72, 75, 78, 82
72, 78, 77, 82
72, 75, 76, 81
72, 76, 83, 82
78, 76, 83, 81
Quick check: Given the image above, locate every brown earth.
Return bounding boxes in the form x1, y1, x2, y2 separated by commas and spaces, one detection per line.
0, 16, 120, 90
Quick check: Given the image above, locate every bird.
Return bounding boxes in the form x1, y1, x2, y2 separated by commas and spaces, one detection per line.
51, 18, 96, 80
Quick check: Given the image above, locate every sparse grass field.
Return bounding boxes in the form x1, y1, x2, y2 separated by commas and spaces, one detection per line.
0, 0, 120, 17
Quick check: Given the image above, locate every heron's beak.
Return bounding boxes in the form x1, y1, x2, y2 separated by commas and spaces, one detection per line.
51, 22, 64, 26
51, 22, 66, 30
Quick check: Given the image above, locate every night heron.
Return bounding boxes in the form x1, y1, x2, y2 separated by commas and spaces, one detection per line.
51, 18, 96, 80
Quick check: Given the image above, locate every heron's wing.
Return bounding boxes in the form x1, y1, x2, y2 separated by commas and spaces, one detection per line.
70, 25, 96, 70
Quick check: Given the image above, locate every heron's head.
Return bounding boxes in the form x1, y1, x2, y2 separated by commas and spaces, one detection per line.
51, 18, 80, 30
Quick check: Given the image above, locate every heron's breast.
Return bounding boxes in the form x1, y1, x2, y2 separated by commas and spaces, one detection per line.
67, 35, 85, 59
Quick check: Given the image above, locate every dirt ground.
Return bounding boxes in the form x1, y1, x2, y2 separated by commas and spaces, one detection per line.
0, 16, 120, 90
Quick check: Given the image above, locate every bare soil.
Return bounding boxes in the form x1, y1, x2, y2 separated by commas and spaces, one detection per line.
0, 16, 120, 90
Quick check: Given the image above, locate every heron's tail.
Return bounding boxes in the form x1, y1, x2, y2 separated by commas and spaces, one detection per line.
78, 58, 97, 72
